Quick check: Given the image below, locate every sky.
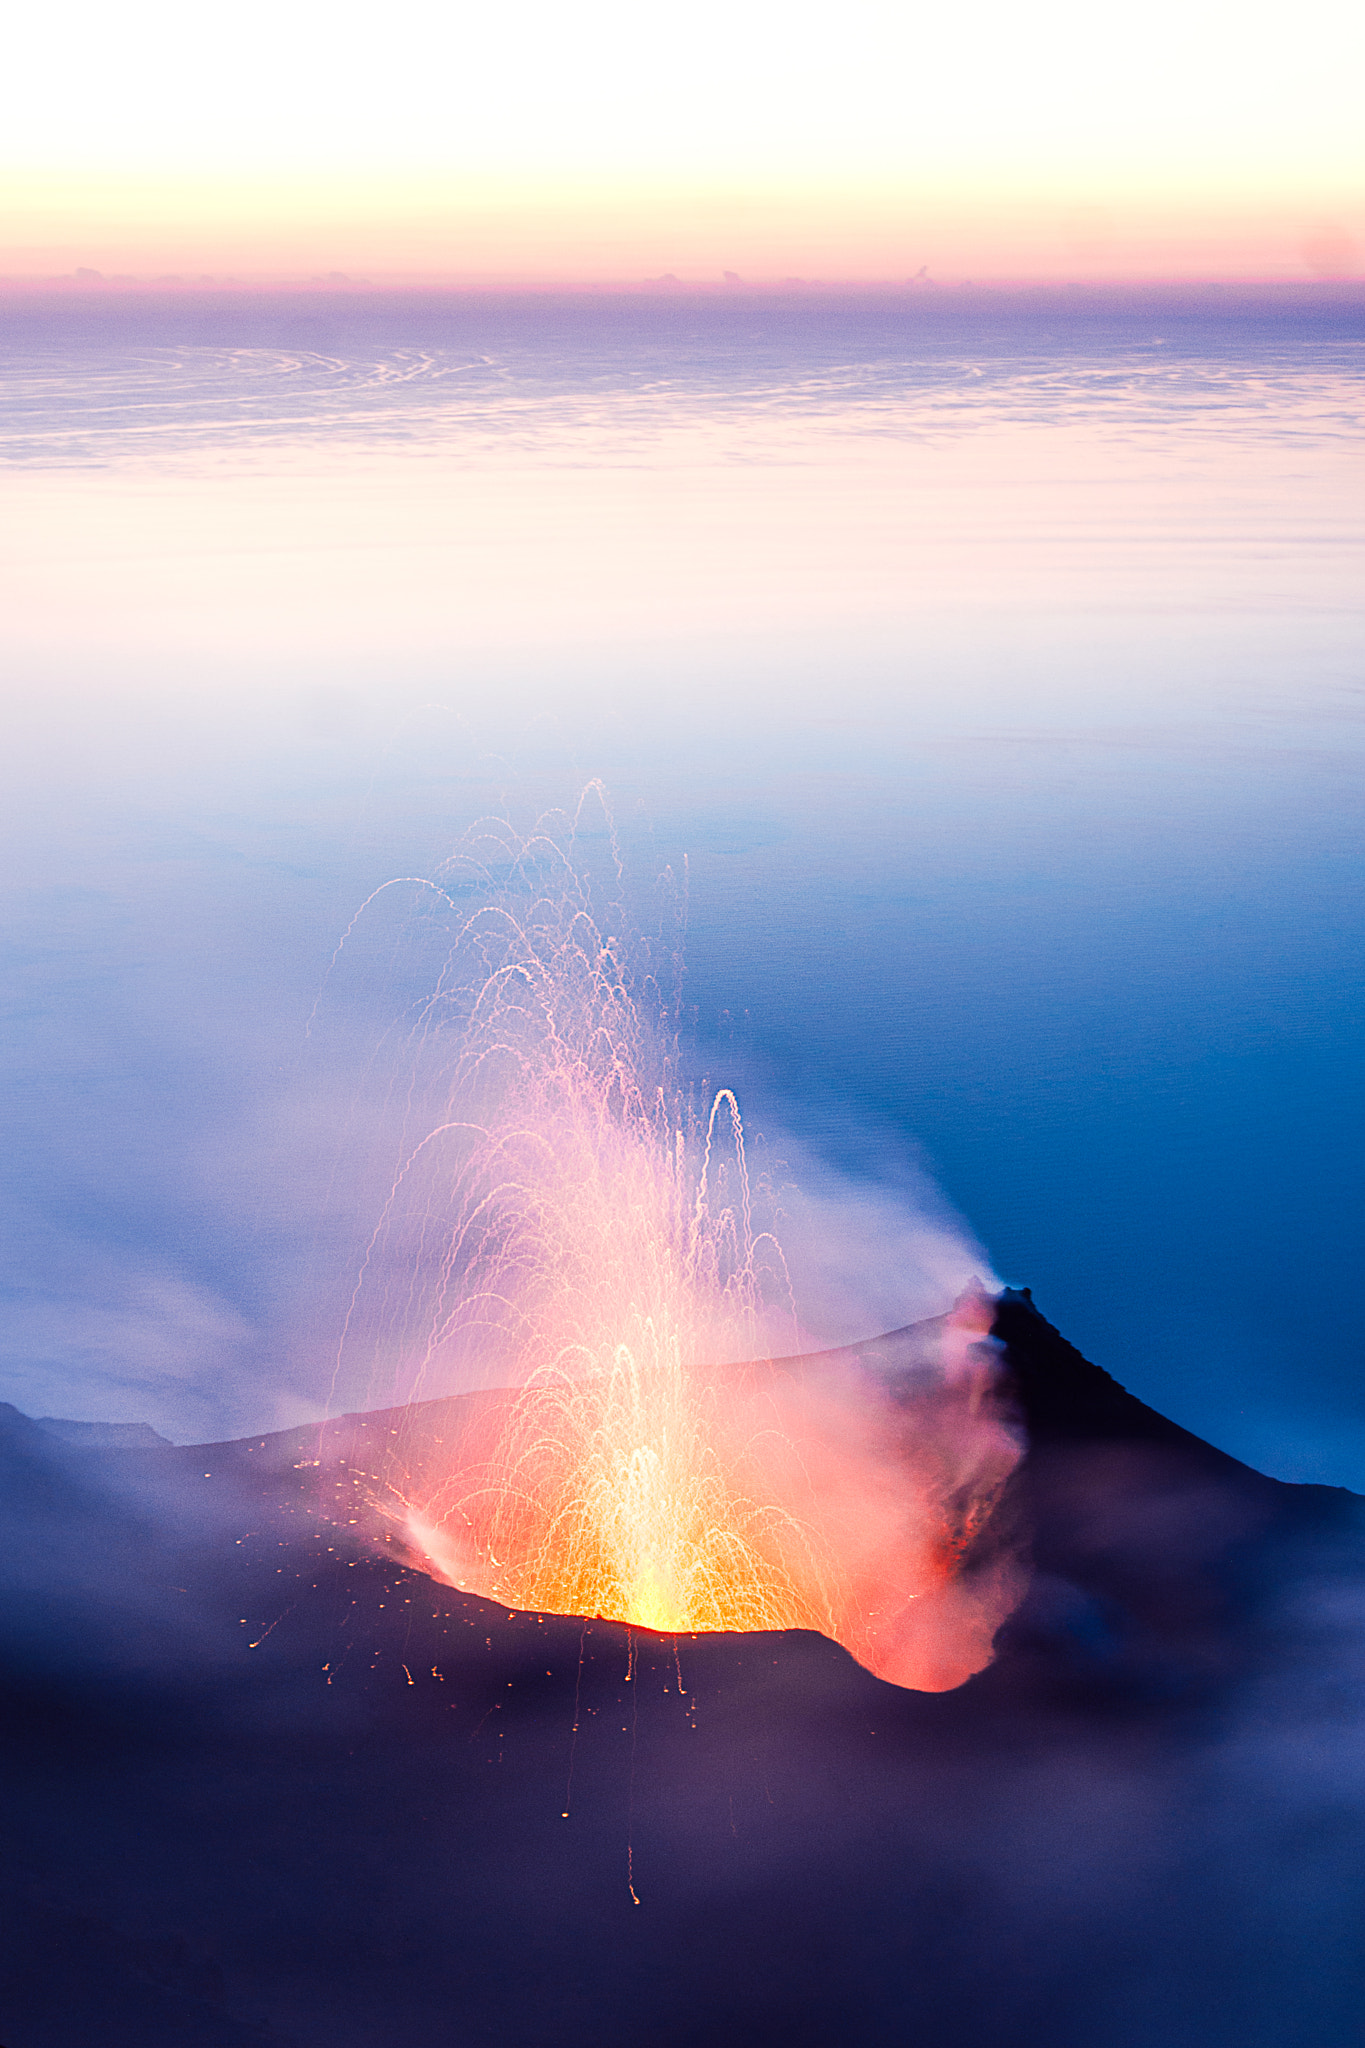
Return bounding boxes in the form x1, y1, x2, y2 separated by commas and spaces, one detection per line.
3, 0, 1363, 283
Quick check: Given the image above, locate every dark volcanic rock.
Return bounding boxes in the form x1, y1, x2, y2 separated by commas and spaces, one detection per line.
1, 1303, 1362, 2048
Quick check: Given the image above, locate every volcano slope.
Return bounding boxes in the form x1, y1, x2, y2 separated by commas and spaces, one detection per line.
1, 1290, 1362, 2048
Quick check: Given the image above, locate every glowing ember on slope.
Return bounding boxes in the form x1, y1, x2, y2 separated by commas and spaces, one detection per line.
327, 795, 1026, 1690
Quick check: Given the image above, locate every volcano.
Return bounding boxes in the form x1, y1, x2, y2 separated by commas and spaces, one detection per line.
1, 1292, 1362, 2047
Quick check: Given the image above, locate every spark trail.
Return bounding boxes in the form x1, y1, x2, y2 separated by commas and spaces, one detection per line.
323, 795, 1026, 1691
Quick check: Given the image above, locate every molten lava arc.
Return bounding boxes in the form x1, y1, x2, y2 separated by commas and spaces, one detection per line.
326, 804, 1027, 1692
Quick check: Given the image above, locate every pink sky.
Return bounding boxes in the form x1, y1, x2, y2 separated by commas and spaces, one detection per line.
3, 0, 1361, 285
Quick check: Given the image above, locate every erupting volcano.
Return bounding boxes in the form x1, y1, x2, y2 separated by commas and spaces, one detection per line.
322, 804, 1025, 1690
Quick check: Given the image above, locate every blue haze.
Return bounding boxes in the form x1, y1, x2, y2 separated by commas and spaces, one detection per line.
0, 287, 1360, 1481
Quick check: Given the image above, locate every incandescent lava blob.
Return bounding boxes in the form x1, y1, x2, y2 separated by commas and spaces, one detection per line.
323, 806, 1028, 1691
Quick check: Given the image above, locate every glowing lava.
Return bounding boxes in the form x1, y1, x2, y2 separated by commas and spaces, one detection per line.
326, 797, 1027, 1690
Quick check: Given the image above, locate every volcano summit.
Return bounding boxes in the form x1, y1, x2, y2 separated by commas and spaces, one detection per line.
1, 1291, 1362, 2047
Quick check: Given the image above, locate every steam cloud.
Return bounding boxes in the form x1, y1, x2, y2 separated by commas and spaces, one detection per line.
313, 793, 1026, 1687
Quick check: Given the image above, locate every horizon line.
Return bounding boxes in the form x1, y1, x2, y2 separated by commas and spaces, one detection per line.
3, 272, 1363, 297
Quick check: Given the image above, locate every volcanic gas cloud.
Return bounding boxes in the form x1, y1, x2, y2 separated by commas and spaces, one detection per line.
326, 801, 1026, 1691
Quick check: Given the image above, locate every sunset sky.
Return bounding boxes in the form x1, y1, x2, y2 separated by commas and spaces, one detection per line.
4, 0, 1362, 283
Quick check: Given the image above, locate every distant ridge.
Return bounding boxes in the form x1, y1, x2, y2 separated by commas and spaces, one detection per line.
33, 1414, 172, 1449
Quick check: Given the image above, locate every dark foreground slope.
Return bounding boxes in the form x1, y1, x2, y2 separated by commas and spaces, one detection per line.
1, 1295, 1362, 2048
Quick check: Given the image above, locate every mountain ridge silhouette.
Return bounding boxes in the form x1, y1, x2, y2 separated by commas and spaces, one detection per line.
1, 1293, 1361, 2046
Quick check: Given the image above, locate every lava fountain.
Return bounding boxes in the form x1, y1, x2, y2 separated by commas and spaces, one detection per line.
323, 796, 1026, 1690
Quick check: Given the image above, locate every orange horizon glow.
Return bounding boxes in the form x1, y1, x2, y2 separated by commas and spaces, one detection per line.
5, 0, 1362, 289
2, 181, 1361, 289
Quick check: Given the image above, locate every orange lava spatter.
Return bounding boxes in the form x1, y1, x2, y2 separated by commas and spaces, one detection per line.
324, 795, 1026, 1691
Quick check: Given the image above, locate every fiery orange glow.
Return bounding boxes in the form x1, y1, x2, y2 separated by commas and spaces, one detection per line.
381, 1293, 1027, 1691
327, 799, 1026, 1690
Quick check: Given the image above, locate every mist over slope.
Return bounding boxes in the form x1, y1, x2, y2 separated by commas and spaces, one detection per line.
1, 1293, 1362, 2047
